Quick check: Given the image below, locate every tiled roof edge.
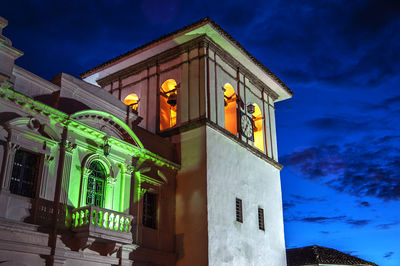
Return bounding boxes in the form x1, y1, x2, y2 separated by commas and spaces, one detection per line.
80, 17, 211, 78
80, 17, 293, 97
290, 245, 378, 266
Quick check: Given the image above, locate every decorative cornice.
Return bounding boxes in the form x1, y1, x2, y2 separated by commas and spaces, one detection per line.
95, 35, 279, 101
160, 117, 283, 170
80, 17, 292, 98
64, 140, 77, 153
0, 86, 180, 171
7, 142, 19, 152
96, 35, 207, 87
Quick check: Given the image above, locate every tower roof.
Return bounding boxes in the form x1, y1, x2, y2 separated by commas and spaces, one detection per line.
286, 245, 377, 266
80, 17, 293, 101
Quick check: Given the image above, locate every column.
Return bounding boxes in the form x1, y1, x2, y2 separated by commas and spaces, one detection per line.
0, 142, 19, 191
59, 141, 76, 205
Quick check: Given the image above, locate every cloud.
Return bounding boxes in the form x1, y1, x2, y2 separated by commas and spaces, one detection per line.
306, 117, 370, 132
368, 95, 400, 111
286, 215, 346, 224
384, 251, 394, 259
286, 215, 371, 228
283, 202, 296, 211
290, 194, 326, 202
281, 136, 400, 201
345, 219, 371, 227
359, 201, 370, 208
376, 221, 400, 230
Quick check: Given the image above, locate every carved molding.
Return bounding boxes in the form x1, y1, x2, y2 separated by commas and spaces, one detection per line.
140, 188, 147, 197
7, 142, 19, 152
83, 168, 93, 178
107, 176, 116, 185
64, 140, 77, 153
44, 154, 54, 164
125, 165, 135, 175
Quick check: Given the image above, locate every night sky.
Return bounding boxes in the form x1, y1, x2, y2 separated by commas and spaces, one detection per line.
2, 1, 399, 265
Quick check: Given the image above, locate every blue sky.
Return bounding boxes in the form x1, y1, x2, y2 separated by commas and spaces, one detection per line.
2, 0, 399, 265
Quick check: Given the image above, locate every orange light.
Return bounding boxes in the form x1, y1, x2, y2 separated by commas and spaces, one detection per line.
160, 79, 178, 130
123, 94, 139, 110
224, 83, 237, 135
252, 103, 264, 151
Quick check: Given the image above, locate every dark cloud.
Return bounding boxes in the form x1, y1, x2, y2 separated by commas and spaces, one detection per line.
306, 117, 370, 132
384, 251, 394, 258
283, 202, 296, 211
346, 0, 400, 36
286, 215, 346, 224
281, 137, 400, 201
359, 201, 370, 208
345, 219, 371, 227
283, 194, 327, 211
290, 194, 326, 202
376, 221, 400, 230
320, 231, 329, 234
286, 215, 371, 228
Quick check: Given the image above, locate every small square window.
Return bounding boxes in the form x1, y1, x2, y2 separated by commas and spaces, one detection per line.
10, 150, 40, 198
236, 198, 243, 223
143, 192, 157, 229
258, 208, 265, 231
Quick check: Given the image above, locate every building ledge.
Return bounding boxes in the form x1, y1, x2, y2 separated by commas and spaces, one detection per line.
71, 206, 133, 245
158, 118, 283, 170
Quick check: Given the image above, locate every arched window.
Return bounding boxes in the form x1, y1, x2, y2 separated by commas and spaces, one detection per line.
123, 93, 139, 111
251, 103, 264, 152
86, 161, 106, 207
160, 79, 177, 130
224, 83, 237, 135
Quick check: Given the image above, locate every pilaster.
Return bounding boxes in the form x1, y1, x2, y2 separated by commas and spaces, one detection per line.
60, 140, 76, 205
0, 141, 19, 191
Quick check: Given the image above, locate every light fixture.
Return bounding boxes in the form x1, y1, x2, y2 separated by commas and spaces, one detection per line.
103, 138, 111, 156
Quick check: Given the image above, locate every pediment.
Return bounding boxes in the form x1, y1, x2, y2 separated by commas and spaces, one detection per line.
70, 110, 143, 148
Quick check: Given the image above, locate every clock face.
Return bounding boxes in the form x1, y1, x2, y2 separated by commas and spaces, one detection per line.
241, 113, 254, 140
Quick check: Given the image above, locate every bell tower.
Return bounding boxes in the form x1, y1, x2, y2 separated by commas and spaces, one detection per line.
82, 18, 293, 266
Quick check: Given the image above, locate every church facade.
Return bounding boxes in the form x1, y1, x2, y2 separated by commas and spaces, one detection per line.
0, 17, 292, 265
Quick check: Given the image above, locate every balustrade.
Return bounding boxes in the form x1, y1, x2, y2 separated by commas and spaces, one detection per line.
71, 206, 133, 244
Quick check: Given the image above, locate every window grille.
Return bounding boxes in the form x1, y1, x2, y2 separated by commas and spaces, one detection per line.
10, 150, 39, 197
143, 192, 157, 229
86, 161, 106, 207
236, 198, 243, 223
258, 207, 265, 231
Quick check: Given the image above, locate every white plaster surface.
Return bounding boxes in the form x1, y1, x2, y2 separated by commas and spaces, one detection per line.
206, 125, 286, 266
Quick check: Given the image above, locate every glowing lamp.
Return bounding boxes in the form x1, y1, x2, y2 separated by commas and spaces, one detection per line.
103, 139, 111, 156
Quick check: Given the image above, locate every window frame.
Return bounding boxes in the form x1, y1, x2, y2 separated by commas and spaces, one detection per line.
85, 160, 107, 208
236, 198, 243, 223
258, 207, 265, 231
9, 149, 41, 198
159, 79, 179, 131
142, 191, 158, 229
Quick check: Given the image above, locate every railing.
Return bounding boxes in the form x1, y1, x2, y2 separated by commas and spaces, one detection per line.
71, 205, 133, 243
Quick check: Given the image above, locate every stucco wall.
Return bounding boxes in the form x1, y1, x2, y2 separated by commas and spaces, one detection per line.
174, 126, 208, 266
206, 125, 286, 266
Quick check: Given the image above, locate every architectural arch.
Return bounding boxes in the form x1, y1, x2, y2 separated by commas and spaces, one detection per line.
123, 93, 139, 111
6, 116, 61, 142
224, 83, 237, 135
79, 153, 113, 208
71, 110, 144, 149
160, 79, 177, 130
